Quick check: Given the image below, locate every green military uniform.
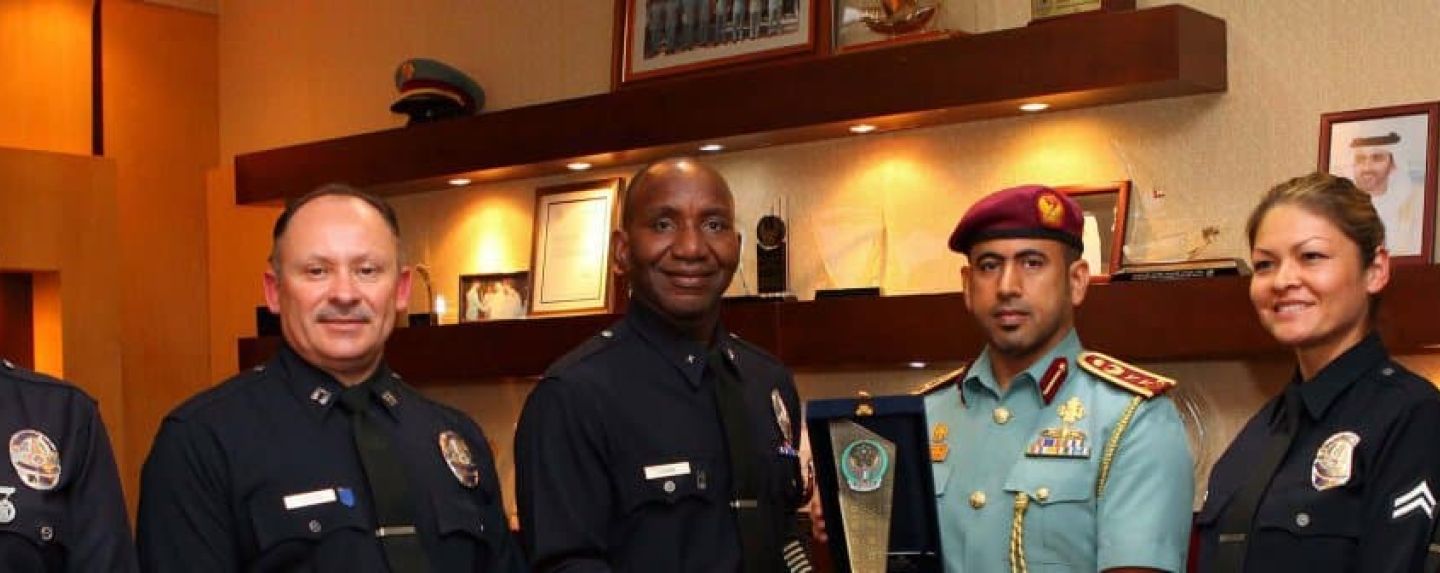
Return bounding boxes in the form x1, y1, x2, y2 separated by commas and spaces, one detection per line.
922, 330, 1193, 572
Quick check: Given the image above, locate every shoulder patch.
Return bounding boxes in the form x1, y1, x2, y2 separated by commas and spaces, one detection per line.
1078, 351, 1175, 398
543, 324, 623, 376
912, 363, 970, 396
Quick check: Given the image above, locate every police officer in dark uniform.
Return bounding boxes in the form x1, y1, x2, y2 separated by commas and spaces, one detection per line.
0, 360, 137, 572
137, 184, 524, 572
1194, 173, 1440, 571
515, 157, 812, 572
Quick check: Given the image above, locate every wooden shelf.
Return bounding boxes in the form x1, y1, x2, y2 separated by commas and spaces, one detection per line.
238, 265, 1440, 384
234, 4, 1226, 204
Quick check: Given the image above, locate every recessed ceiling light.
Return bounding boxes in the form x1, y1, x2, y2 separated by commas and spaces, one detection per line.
908, 361, 928, 369
699, 143, 725, 152
849, 124, 878, 134
1019, 102, 1050, 112
566, 162, 593, 171
447, 178, 472, 186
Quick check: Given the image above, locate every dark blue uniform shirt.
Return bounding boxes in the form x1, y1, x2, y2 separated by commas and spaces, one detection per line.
515, 301, 807, 572
137, 345, 524, 572
0, 360, 137, 573
1196, 334, 1440, 572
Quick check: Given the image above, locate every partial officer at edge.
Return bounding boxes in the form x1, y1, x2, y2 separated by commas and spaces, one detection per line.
0, 359, 137, 572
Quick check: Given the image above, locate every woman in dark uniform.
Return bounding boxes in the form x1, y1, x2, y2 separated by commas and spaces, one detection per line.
1194, 172, 1440, 572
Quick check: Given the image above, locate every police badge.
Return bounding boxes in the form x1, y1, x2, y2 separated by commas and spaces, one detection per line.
1312, 431, 1360, 491
437, 431, 481, 488
9, 430, 61, 491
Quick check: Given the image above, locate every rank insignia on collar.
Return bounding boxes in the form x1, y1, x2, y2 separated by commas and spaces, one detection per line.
309, 387, 332, 405
770, 389, 793, 445
438, 431, 480, 488
1313, 431, 1359, 491
1038, 357, 1069, 405
10, 430, 61, 491
930, 423, 950, 463
1025, 397, 1091, 458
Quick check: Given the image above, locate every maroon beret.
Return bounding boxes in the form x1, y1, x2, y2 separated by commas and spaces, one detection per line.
948, 185, 1084, 254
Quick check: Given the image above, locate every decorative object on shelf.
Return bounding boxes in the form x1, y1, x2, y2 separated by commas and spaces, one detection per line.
529, 178, 625, 317
1110, 258, 1251, 282
1055, 181, 1132, 281
408, 263, 440, 326
756, 196, 793, 297
834, 0, 952, 53
1030, 0, 1134, 23
813, 202, 886, 298
389, 58, 485, 126
459, 271, 531, 322
613, 0, 818, 87
1319, 102, 1438, 265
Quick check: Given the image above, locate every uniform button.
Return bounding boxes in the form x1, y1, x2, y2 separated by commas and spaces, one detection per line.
1035, 487, 1050, 502
993, 408, 1011, 425
663, 480, 677, 493
600, 330, 614, 339
969, 491, 986, 509
1295, 512, 1310, 527
686, 355, 696, 364
1382, 367, 1395, 376
39, 525, 52, 541
308, 519, 322, 533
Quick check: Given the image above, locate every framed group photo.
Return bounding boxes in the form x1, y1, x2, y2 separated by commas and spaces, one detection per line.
1056, 181, 1132, 282
614, 0, 818, 86
530, 178, 625, 317
459, 272, 531, 322
1319, 102, 1439, 264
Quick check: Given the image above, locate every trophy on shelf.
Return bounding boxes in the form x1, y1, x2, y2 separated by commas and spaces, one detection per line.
836, 0, 951, 52
813, 203, 885, 298
756, 197, 794, 299
408, 263, 440, 326
808, 392, 942, 572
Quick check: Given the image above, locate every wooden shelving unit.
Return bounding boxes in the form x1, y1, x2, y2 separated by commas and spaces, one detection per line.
234, 5, 1226, 204
238, 265, 1440, 384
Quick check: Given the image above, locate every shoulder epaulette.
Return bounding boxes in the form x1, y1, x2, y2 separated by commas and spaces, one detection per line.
543, 326, 621, 376
725, 331, 782, 365
911, 363, 970, 396
1078, 351, 1175, 398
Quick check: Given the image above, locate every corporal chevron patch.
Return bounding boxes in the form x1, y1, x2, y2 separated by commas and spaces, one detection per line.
1392, 480, 1436, 521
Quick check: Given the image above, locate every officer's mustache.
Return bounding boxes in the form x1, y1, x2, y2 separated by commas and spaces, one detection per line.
315, 307, 374, 322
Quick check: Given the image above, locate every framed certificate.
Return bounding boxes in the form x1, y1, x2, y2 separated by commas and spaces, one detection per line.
529, 178, 625, 316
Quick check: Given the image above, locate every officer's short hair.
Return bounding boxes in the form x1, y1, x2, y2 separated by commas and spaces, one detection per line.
621, 157, 730, 227
269, 183, 403, 272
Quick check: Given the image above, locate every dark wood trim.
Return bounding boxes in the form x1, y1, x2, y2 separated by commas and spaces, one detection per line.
0, 274, 35, 369
235, 5, 1226, 205
239, 265, 1440, 384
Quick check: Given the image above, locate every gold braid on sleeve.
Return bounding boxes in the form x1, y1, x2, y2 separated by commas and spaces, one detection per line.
1096, 395, 1145, 499
1009, 492, 1031, 573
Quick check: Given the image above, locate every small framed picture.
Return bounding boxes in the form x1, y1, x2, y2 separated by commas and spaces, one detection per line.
1319, 102, 1438, 264
833, 0, 951, 53
1056, 181, 1132, 282
458, 272, 531, 322
529, 178, 625, 316
613, 0, 818, 87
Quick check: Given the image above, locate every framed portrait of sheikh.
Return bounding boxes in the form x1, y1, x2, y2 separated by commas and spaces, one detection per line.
1055, 181, 1132, 282
614, 0, 818, 86
459, 272, 531, 323
529, 178, 624, 317
1320, 102, 1439, 264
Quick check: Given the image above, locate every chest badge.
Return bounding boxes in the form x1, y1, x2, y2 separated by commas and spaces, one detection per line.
1312, 431, 1360, 491
9, 430, 61, 491
841, 439, 890, 492
0, 486, 15, 524
1025, 397, 1091, 458
771, 389, 793, 446
437, 431, 481, 488
930, 423, 950, 463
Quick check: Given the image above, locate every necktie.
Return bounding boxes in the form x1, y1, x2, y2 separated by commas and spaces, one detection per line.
337, 384, 430, 573
708, 346, 779, 573
1213, 383, 1306, 572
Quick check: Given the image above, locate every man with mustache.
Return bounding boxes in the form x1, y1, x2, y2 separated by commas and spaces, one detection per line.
515, 158, 812, 572
137, 184, 524, 572
917, 185, 1193, 572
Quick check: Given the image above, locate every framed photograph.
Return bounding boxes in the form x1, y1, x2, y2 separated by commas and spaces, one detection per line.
1056, 181, 1132, 282
834, 0, 952, 53
529, 178, 625, 316
614, 0, 818, 86
1319, 102, 1438, 264
459, 272, 531, 322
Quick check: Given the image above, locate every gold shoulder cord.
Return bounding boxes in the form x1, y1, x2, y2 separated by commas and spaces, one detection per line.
1009, 492, 1030, 573
1096, 395, 1145, 498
